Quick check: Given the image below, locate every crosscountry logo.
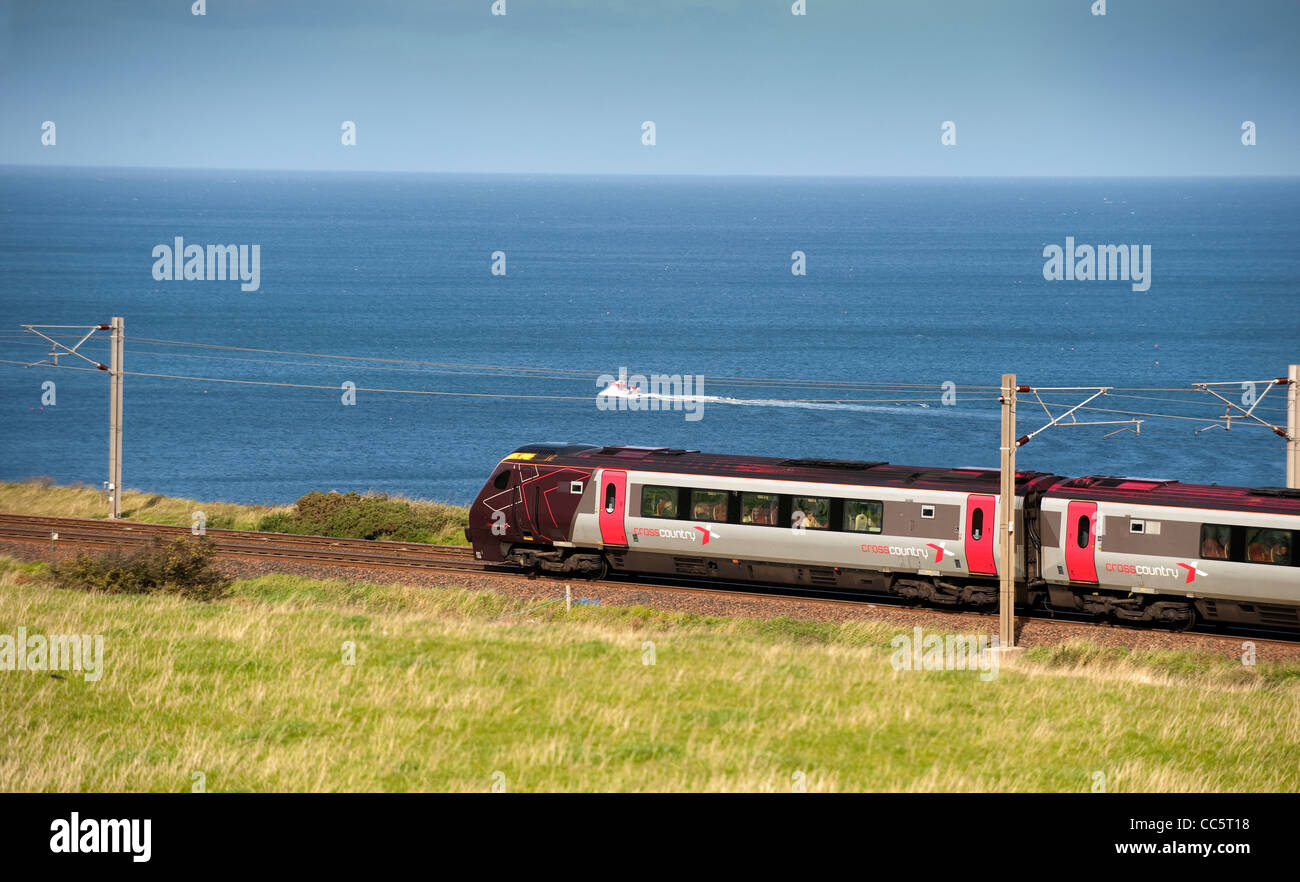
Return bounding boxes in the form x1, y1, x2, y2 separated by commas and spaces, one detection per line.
694, 525, 722, 545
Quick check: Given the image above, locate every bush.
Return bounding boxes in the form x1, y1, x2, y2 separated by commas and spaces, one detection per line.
205, 513, 237, 530
256, 491, 467, 544
49, 536, 229, 601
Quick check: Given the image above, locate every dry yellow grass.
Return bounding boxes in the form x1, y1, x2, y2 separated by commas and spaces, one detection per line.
1, 558, 1297, 792
0, 479, 287, 529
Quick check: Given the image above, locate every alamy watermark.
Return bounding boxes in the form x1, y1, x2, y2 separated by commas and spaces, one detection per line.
50, 812, 150, 862
890, 626, 999, 681
596, 367, 705, 422
1, 627, 104, 681
152, 237, 261, 291
1042, 236, 1151, 292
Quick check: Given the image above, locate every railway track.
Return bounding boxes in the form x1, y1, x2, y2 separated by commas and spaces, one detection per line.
0, 513, 484, 574
2, 512, 1296, 649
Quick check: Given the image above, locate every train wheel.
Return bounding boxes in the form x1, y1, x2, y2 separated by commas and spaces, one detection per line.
1170, 606, 1197, 633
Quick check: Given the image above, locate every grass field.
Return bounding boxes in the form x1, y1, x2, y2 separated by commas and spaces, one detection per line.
0, 480, 470, 544
0, 479, 287, 530
2, 555, 1297, 792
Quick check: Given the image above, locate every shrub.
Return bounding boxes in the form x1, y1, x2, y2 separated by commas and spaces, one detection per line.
256, 491, 467, 544
49, 536, 229, 601
205, 513, 237, 530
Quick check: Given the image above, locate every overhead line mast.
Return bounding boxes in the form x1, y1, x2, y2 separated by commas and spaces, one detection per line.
108, 317, 124, 519
1289, 365, 1298, 490
997, 374, 1019, 651
21, 318, 124, 518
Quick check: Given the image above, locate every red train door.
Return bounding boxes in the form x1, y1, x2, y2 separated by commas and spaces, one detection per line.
598, 470, 628, 546
1065, 501, 1098, 582
964, 494, 997, 575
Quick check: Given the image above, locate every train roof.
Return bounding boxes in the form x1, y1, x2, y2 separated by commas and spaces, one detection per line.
506, 444, 1300, 515
507, 443, 1061, 495
1044, 475, 1300, 517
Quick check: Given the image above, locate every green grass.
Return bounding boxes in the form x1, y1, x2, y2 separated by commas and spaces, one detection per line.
0, 479, 470, 544
2, 555, 1297, 792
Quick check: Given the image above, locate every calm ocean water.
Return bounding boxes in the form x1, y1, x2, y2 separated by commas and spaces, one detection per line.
1, 168, 1297, 505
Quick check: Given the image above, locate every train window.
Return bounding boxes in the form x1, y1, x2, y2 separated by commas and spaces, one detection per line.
741, 493, 779, 526
1130, 520, 1145, 534
1076, 515, 1090, 549
844, 500, 884, 534
971, 507, 984, 541
604, 483, 617, 514
690, 490, 728, 522
570, 481, 584, 495
492, 469, 511, 491
921, 505, 935, 519
1200, 524, 1231, 560
792, 496, 830, 530
640, 486, 678, 519
1245, 528, 1291, 566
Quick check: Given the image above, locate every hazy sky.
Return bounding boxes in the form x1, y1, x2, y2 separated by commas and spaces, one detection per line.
1, 0, 1296, 175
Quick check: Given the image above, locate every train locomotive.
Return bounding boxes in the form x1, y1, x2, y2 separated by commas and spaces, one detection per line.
465, 443, 1300, 630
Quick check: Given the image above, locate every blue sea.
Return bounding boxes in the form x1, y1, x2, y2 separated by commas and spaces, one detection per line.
1, 168, 1297, 505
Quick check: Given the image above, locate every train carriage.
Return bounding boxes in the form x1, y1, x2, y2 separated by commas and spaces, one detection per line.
467, 443, 1059, 605
1041, 477, 1300, 628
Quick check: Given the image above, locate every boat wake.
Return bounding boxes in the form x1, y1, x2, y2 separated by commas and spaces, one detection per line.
596, 383, 991, 417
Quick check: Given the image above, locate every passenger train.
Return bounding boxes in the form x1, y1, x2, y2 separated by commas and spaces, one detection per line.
465, 443, 1300, 630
